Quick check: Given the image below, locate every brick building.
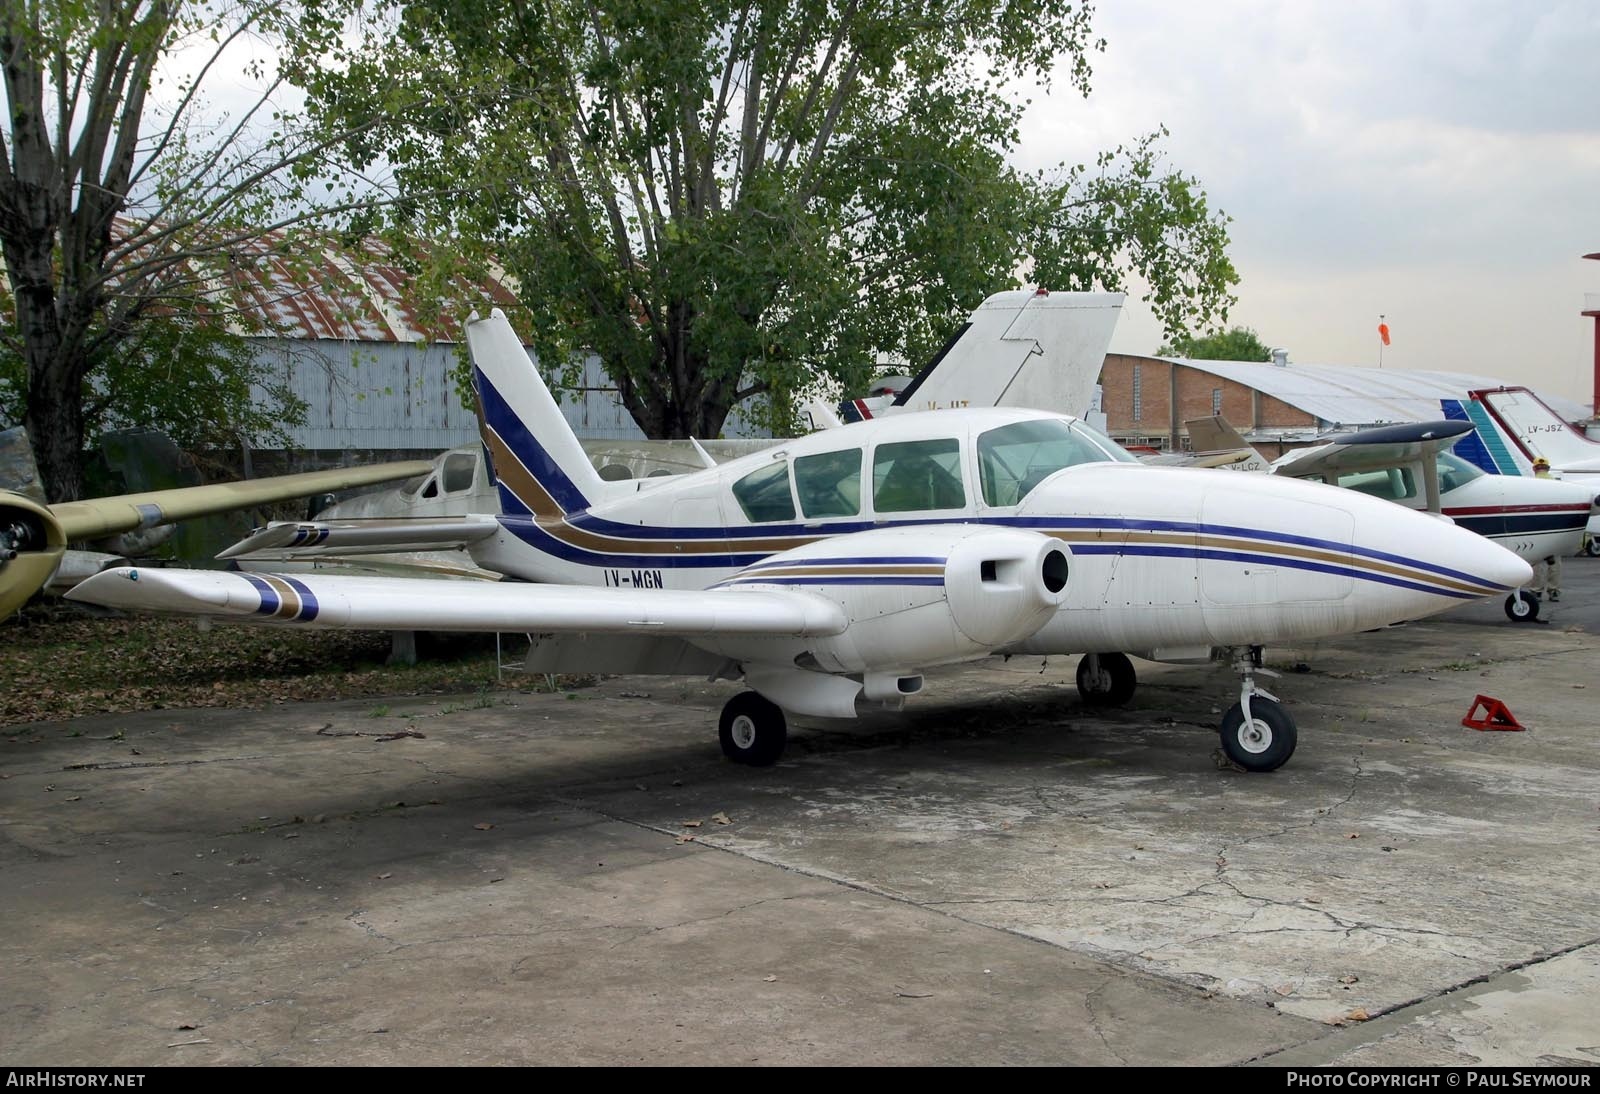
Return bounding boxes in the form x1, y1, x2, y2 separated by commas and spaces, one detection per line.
1097, 353, 1590, 460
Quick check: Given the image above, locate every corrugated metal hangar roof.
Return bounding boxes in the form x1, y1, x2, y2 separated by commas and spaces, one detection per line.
1161, 357, 1590, 429
218, 230, 522, 344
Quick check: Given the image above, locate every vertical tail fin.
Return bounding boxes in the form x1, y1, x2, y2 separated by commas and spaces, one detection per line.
1475, 387, 1600, 470
466, 310, 605, 518
1184, 415, 1267, 468
885, 290, 1124, 419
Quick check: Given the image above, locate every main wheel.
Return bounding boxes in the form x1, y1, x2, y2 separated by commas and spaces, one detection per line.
1076, 652, 1137, 707
1219, 698, 1297, 772
1584, 535, 1600, 559
718, 691, 788, 766
1504, 590, 1540, 623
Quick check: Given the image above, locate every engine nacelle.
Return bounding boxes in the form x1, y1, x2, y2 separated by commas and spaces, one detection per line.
704, 524, 1070, 677
0, 492, 68, 620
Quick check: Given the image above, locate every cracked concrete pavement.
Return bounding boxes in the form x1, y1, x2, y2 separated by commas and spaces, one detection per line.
3, 560, 1599, 1065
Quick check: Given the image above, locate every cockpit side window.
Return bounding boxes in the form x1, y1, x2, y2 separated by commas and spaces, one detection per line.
1437, 452, 1485, 493
794, 448, 863, 518
872, 439, 965, 513
442, 452, 477, 493
732, 460, 796, 523
1336, 466, 1417, 501
978, 418, 1115, 506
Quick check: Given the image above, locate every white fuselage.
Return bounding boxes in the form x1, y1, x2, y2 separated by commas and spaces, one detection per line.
470, 409, 1530, 660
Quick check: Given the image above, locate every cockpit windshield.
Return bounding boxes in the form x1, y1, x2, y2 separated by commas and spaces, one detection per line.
1437, 451, 1486, 493
978, 417, 1136, 506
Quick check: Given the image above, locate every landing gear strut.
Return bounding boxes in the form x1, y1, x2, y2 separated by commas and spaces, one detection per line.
718, 691, 788, 766
1218, 646, 1297, 772
1075, 652, 1137, 707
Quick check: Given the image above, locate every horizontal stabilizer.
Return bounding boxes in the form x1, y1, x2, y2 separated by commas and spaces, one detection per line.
218, 515, 501, 559
67, 566, 850, 638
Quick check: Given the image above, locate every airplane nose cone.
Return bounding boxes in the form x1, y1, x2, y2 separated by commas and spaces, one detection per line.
1432, 514, 1532, 592
1483, 538, 1534, 590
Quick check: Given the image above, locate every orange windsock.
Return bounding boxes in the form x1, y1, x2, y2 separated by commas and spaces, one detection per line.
1378, 322, 1391, 346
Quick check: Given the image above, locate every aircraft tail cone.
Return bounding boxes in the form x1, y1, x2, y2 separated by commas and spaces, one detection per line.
1461, 694, 1525, 732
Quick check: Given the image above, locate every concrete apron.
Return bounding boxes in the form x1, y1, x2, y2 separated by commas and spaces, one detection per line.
2, 611, 1597, 1065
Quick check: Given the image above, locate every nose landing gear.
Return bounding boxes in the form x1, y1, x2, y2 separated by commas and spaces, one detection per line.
1218, 646, 1298, 772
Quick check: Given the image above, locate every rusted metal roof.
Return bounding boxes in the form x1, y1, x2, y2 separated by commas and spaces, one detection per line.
215, 230, 521, 343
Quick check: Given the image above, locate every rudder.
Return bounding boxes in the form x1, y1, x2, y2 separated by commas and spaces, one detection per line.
466, 310, 605, 518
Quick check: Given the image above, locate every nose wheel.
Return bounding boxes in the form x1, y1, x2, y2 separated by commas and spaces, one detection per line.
1504, 590, 1540, 623
719, 691, 788, 766
1218, 647, 1298, 772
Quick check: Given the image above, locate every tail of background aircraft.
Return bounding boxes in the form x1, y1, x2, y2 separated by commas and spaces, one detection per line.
1469, 387, 1600, 472
466, 310, 608, 518
841, 289, 1123, 423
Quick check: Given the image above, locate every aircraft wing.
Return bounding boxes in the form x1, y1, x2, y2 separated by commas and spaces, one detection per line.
1268, 420, 1473, 513
1268, 421, 1473, 479
1141, 449, 1255, 468
47, 461, 434, 541
66, 566, 848, 637
218, 515, 501, 559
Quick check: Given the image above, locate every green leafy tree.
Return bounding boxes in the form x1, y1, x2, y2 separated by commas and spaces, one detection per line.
291, 0, 1238, 439
0, 312, 307, 456
1157, 325, 1273, 362
0, 0, 391, 500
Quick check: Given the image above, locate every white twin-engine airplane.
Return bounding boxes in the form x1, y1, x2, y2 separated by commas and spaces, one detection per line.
69, 311, 1532, 773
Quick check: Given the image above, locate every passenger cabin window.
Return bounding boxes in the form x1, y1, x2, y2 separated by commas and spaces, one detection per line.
442, 453, 477, 493
794, 449, 862, 518
873, 439, 965, 512
732, 460, 796, 522
978, 419, 1121, 506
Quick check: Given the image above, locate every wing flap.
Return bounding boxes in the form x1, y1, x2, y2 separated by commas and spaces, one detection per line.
66, 567, 849, 637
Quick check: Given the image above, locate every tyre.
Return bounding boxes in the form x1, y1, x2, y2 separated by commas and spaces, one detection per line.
1584, 535, 1600, 559
1219, 698, 1297, 772
1503, 590, 1540, 623
718, 691, 788, 766
1075, 652, 1137, 707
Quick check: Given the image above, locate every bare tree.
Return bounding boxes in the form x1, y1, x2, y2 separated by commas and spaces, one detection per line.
0, 0, 388, 500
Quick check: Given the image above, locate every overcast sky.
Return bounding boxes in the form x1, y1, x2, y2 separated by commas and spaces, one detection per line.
1017, 0, 1600, 405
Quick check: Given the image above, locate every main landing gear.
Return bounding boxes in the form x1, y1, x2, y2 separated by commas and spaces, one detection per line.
718, 691, 788, 766
1075, 652, 1138, 707
1219, 646, 1297, 772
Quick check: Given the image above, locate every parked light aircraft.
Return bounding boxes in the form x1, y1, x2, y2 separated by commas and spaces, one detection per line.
1190, 415, 1596, 560
0, 451, 432, 622
1447, 386, 1600, 557
70, 310, 1532, 773
1187, 415, 1598, 623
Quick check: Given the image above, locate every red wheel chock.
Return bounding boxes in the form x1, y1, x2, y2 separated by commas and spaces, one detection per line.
1462, 694, 1525, 732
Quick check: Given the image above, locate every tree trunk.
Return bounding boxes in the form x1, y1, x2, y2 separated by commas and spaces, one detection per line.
22, 352, 86, 504
7, 232, 88, 502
